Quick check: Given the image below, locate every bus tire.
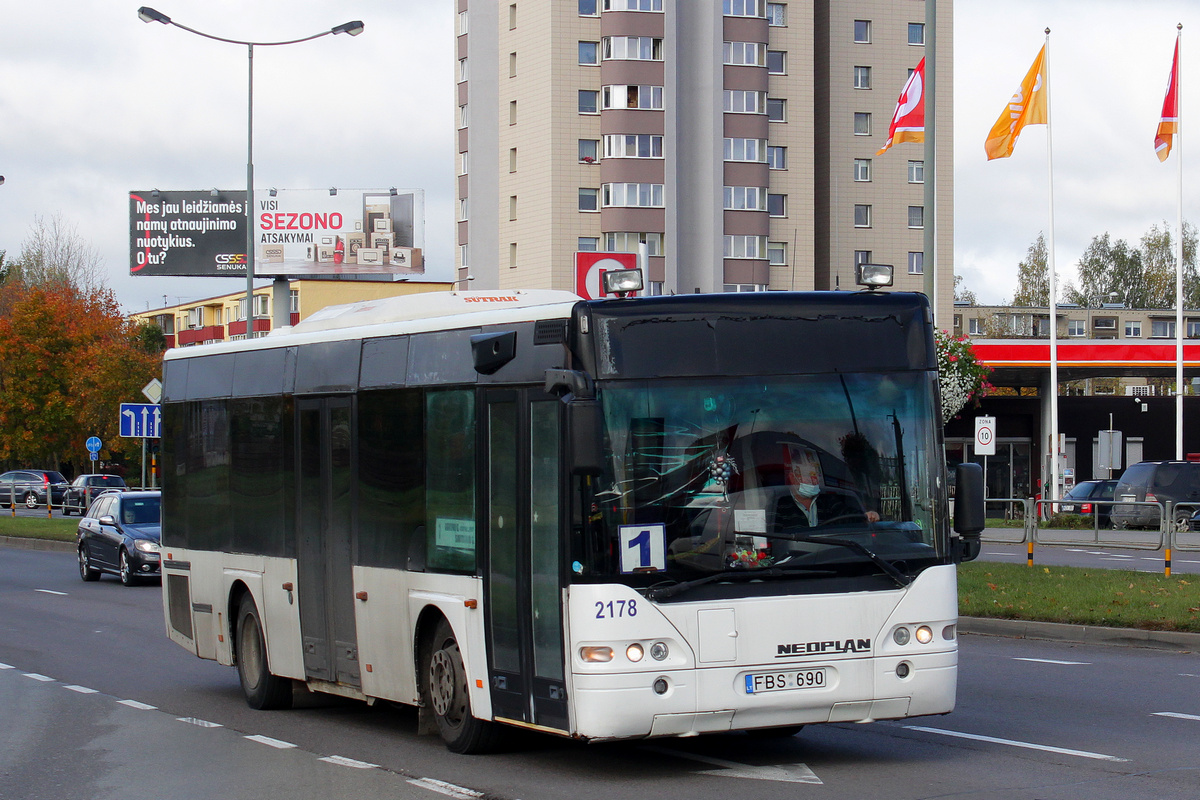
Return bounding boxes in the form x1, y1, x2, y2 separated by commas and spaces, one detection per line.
235, 593, 293, 711
425, 619, 498, 754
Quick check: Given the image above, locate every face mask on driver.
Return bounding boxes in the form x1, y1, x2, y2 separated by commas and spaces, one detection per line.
794, 482, 820, 499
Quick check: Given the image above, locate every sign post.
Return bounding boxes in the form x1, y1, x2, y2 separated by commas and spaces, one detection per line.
975, 416, 995, 509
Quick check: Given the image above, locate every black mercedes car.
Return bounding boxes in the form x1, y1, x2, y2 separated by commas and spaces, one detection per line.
77, 491, 162, 586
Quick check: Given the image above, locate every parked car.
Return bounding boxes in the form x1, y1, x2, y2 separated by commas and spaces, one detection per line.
0, 470, 69, 509
1056, 479, 1118, 528
62, 474, 128, 516
1110, 461, 1200, 529
77, 490, 162, 586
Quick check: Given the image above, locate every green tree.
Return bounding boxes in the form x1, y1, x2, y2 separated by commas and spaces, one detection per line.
1012, 233, 1056, 307
9, 213, 105, 293
954, 274, 977, 305
1063, 233, 1144, 308
1139, 221, 1198, 309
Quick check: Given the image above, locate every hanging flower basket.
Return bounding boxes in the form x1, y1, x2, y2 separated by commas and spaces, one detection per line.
935, 329, 993, 424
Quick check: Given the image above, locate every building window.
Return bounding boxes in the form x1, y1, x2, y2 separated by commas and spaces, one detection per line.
578, 237, 599, 252
968, 318, 983, 336
579, 41, 599, 65
724, 138, 767, 162
603, 84, 664, 110
1188, 321, 1200, 338
908, 252, 924, 274
459, 244, 469, 267
724, 41, 766, 67
723, 186, 765, 211
766, 2, 786, 26
724, 235, 767, 259
854, 250, 872, 266
854, 204, 871, 228
908, 205, 924, 228
605, 232, 663, 255
458, 197, 469, 220
509, 52, 517, 77
579, 139, 599, 163
1068, 319, 1086, 337
723, 0, 763, 16
724, 284, 766, 292
605, 0, 663, 9
603, 36, 663, 61
604, 134, 664, 158
768, 241, 788, 265
767, 146, 787, 169
724, 90, 767, 114
510, 4, 518, 28
289, 290, 299, 313
854, 158, 871, 182
767, 97, 786, 121
509, 196, 517, 220
1151, 319, 1176, 338
510, 242, 518, 268
767, 50, 786, 74
509, 100, 517, 124
1125, 320, 1142, 337
579, 188, 599, 211
458, 104, 468, 129
854, 66, 871, 89
460, 151, 469, 175
767, 193, 786, 217
579, 0, 598, 15
459, 10, 469, 34
908, 23, 925, 45
509, 147, 517, 172
854, 20, 871, 43
458, 58, 468, 82
602, 182, 665, 207
854, 112, 871, 135
578, 90, 599, 114
908, 160, 924, 183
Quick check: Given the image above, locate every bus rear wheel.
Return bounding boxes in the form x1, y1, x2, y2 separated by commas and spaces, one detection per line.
425, 619, 498, 754
235, 593, 293, 710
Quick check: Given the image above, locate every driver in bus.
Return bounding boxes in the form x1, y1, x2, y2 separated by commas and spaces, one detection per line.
774, 443, 879, 529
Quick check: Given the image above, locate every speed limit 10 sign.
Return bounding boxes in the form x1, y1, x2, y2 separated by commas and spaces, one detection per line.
975, 415, 996, 456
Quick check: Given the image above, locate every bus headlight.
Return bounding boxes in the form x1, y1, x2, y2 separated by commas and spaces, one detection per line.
626, 643, 645, 662
650, 642, 669, 661
893, 627, 911, 646
915, 625, 934, 644
580, 646, 613, 663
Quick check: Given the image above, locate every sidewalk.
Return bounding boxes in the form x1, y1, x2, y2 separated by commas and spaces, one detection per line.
959, 615, 1200, 653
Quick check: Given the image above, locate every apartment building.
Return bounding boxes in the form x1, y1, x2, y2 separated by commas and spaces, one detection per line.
455, 0, 952, 314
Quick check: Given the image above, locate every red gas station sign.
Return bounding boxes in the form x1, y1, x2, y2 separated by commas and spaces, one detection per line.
574, 252, 639, 300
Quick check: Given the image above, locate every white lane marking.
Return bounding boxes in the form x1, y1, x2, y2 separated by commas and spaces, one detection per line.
64, 685, 98, 694
904, 725, 1129, 762
23, 673, 53, 682
643, 745, 822, 784
245, 734, 297, 749
320, 755, 378, 769
35, 589, 67, 596
1012, 657, 1091, 666
1153, 711, 1200, 722
0, 662, 13, 670
176, 717, 222, 728
407, 778, 485, 798
118, 699, 157, 710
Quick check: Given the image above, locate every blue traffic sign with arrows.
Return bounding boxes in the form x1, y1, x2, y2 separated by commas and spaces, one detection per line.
120, 403, 161, 438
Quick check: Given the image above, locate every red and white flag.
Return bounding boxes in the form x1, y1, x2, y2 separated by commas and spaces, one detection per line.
1155, 37, 1180, 162
876, 58, 925, 155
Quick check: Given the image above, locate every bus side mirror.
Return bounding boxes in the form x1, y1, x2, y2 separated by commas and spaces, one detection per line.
953, 462, 985, 562
566, 399, 604, 475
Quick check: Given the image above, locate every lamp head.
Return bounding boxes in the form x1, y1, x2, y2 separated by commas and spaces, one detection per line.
137, 7, 171, 24
332, 20, 365, 36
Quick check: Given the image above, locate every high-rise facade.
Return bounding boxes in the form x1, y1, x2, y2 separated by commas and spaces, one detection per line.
455, 0, 951, 317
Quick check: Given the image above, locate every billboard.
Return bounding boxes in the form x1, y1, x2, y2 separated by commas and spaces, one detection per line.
130, 188, 425, 278
574, 251, 639, 300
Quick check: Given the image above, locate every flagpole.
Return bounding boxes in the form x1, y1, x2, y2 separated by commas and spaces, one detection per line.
1045, 28, 1060, 505
1176, 24, 1185, 461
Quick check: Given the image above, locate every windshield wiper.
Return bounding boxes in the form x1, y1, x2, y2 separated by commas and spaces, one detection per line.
645, 565, 838, 601
790, 534, 911, 588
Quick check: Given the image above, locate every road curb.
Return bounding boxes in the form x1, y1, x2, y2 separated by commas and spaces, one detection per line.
0, 535, 74, 553
960, 616, 1200, 653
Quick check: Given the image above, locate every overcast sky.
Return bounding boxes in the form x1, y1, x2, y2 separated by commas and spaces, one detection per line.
1, 1, 1198, 313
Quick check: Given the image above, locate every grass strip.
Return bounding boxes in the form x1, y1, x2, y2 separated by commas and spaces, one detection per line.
0, 515, 78, 542
959, 560, 1200, 633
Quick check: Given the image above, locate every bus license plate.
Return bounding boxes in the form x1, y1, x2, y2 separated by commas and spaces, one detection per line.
744, 668, 827, 694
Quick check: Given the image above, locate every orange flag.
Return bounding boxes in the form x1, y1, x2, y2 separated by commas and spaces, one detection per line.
1155, 37, 1180, 161
984, 45, 1048, 160
877, 58, 925, 155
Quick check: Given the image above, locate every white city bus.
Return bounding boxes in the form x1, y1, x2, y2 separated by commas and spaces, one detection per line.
160, 283, 984, 753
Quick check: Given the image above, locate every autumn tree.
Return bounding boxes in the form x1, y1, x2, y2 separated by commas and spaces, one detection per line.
0, 284, 162, 472
1012, 233, 1057, 307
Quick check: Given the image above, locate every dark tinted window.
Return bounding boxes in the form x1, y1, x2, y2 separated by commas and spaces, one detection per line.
230, 397, 293, 557
1118, 463, 1155, 491
357, 389, 424, 568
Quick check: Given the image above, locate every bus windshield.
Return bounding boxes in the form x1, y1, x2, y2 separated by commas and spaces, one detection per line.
578, 371, 947, 593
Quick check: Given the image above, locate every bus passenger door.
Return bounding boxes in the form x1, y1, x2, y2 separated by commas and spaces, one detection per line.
296, 396, 360, 688
484, 392, 568, 732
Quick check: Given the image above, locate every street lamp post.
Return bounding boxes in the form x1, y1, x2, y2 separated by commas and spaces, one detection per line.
137, 8, 363, 339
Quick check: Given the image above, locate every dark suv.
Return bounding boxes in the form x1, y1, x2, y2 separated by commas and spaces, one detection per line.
1111, 461, 1200, 529
0, 470, 69, 509
62, 474, 128, 515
